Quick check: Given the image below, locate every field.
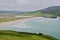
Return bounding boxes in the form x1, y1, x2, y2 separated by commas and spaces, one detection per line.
0, 30, 58, 40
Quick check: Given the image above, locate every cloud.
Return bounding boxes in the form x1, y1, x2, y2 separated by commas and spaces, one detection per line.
17, 0, 30, 4
0, 0, 60, 11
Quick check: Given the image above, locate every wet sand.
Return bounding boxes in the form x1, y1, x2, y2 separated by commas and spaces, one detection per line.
0, 17, 49, 26
0, 19, 25, 26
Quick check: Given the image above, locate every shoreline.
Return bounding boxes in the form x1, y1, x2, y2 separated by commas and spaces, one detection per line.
0, 17, 60, 26
0, 19, 26, 26
0, 17, 41, 26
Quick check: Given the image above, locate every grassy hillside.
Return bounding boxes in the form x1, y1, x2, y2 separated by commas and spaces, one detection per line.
22, 12, 45, 17
25, 11, 57, 18
0, 30, 58, 40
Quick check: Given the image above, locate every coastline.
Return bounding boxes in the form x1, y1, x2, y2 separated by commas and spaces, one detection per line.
0, 17, 41, 26
0, 17, 59, 40
0, 17, 59, 26
0, 19, 25, 26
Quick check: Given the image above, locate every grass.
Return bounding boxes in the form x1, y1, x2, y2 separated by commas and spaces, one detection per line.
0, 17, 26, 22
0, 30, 58, 40
29, 12, 45, 17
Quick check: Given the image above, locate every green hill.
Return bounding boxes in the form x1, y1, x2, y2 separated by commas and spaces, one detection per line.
0, 30, 58, 40
1, 6, 60, 18
25, 6, 60, 17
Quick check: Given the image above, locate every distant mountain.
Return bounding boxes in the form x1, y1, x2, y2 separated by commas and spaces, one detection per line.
0, 6, 60, 17
0, 6, 60, 14
39, 6, 60, 13
0, 10, 27, 14
28, 6, 60, 17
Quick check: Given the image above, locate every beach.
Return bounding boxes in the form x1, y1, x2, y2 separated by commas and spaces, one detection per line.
0, 17, 58, 26
0, 19, 25, 26
0, 17, 42, 26
0, 17, 50, 26
0, 17, 32, 26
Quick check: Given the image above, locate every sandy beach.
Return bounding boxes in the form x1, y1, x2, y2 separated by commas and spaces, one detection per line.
0, 17, 32, 26
0, 17, 57, 27
0, 17, 59, 27
0, 19, 25, 26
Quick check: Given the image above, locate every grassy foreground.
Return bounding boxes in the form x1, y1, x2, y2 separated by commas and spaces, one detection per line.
0, 30, 58, 40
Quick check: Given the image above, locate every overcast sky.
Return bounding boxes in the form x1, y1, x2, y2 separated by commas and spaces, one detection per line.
0, 0, 60, 11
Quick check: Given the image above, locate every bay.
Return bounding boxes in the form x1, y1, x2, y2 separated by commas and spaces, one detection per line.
0, 17, 60, 39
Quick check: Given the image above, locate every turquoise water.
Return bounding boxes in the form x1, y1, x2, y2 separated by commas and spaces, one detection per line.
0, 17, 60, 39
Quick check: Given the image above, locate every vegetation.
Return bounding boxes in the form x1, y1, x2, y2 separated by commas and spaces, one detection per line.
0, 17, 24, 22
0, 11, 59, 22
0, 12, 58, 22
31, 12, 45, 16
0, 30, 58, 40
26, 11, 58, 18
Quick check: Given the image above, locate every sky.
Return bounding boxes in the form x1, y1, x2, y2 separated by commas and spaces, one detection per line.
0, 0, 60, 11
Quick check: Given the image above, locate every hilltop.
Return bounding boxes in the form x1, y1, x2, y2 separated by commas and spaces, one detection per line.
26, 6, 60, 17
0, 30, 58, 40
